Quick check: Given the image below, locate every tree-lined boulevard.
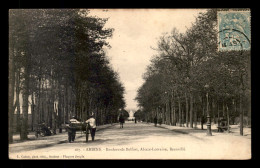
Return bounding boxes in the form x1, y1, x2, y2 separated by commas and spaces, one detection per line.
9, 122, 251, 159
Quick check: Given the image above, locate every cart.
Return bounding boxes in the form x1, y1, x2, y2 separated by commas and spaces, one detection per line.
66, 122, 90, 142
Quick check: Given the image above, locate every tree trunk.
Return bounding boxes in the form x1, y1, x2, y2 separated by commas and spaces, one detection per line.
194, 102, 197, 128
234, 100, 237, 125
61, 90, 65, 125
168, 102, 171, 125
240, 93, 243, 136
201, 96, 204, 130
202, 100, 205, 116
170, 91, 173, 125
37, 77, 41, 125
46, 87, 51, 128
212, 99, 215, 124
247, 53, 251, 127
189, 93, 193, 128
41, 94, 44, 123
173, 101, 176, 126
53, 103, 57, 135
34, 92, 39, 129
165, 102, 171, 125
217, 101, 220, 122
69, 88, 72, 119
21, 65, 29, 140
15, 70, 21, 132
65, 84, 69, 123
181, 105, 184, 127
185, 92, 189, 127
50, 74, 56, 132
31, 91, 35, 131
162, 107, 165, 124
165, 105, 167, 124
222, 101, 225, 118
8, 46, 15, 143
58, 83, 62, 133
226, 104, 230, 133
101, 108, 103, 125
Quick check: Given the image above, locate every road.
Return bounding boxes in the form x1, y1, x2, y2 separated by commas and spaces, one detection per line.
9, 122, 251, 159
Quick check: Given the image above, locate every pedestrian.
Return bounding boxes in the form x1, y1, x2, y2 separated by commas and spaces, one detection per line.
158, 117, 162, 125
119, 113, 125, 128
154, 116, 158, 127
85, 113, 96, 141
135, 118, 137, 124
68, 116, 80, 143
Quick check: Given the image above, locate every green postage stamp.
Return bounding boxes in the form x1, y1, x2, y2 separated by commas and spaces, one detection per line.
217, 10, 251, 51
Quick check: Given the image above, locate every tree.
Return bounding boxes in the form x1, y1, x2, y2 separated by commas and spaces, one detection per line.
136, 9, 250, 136
9, 9, 126, 141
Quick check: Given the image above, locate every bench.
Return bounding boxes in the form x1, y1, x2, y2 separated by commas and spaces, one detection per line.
217, 125, 231, 132
217, 119, 231, 132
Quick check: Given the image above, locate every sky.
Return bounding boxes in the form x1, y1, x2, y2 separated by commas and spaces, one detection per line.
89, 9, 207, 111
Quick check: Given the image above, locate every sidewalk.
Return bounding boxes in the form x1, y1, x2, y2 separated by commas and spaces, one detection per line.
9, 123, 117, 155
146, 122, 251, 139
11, 123, 117, 144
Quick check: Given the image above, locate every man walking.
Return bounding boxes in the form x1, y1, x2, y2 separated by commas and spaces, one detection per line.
86, 114, 96, 141
119, 113, 125, 128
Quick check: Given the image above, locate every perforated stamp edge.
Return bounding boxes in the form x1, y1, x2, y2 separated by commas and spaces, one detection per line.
217, 9, 251, 52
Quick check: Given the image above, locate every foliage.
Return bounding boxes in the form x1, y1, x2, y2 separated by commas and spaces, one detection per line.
9, 9, 126, 140
135, 9, 250, 128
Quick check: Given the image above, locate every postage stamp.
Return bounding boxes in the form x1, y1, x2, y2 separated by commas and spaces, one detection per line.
217, 10, 251, 51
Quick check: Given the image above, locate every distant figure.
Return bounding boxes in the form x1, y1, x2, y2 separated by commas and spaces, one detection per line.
119, 114, 125, 128
201, 115, 206, 130
158, 117, 162, 125
154, 116, 158, 127
135, 118, 137, 124
85, 114, 96, 141
68, 116, 80, 143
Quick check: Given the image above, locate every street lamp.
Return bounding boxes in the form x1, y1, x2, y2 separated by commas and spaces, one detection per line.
204, 84, 212, 136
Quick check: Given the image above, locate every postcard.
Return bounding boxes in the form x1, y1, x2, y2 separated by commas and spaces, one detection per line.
8, 8, 251, 160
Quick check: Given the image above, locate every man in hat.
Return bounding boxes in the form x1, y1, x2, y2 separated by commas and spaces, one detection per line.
85, 113, 96, 141
119, 113, 125, 128
68, 116, 80, 143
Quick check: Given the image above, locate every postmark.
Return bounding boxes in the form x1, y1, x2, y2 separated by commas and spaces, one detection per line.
217, 10, 251, 51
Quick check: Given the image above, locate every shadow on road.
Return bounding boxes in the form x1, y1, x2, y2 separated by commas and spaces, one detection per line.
11, 122, 245, 154
91, 123, 208, 146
